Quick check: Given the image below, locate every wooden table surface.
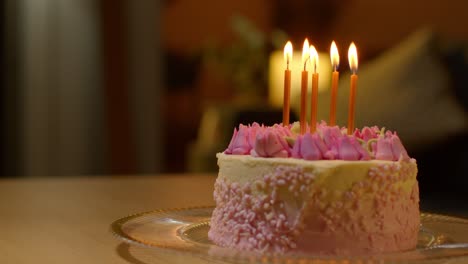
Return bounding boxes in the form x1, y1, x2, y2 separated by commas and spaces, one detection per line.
0, 175, 218, 264
0, 175, 467, 264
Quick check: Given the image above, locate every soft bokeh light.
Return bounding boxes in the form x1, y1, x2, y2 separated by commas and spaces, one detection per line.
269, 50, 332, 107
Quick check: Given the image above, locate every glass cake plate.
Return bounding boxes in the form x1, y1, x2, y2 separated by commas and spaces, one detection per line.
111, 206, 468, 263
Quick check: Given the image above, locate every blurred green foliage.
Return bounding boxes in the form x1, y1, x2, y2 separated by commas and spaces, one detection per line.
203, 15, 288, 98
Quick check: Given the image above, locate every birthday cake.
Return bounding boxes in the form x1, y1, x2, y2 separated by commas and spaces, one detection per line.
208, 122, 419, 255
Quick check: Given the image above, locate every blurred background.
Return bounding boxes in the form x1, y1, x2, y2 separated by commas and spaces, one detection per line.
1, 1, 467, 210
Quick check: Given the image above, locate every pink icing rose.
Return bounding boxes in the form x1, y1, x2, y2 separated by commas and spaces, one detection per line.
225, 127, 242, 154
390, 133, 410, 161
319, 124, 339, 146
338, 136, 360, 160
225, 123, 264, 155
361, 126, 378, 142
251, 126, 291, 158
351, 137, 371, 160
353, 129, 362, 139
357, 148, 371, 160
375, 136, 394, 161
225, 122, 410, 162
320, 125, 342, 159
247, 122, 264, 148
312, 133, 329, 158
291, 133, 323, 160
374, 132, 410, 161
291, 136, 301, 158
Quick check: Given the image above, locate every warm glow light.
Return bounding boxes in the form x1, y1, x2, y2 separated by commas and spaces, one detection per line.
348, 42, 358, 74
302, 39, 310, 70
284, 41, 293, 69
309, 45, 319, 73
269, 50, 332, 107
330, 41, 339, 71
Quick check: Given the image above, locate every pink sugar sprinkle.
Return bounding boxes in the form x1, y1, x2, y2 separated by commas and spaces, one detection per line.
209, 166, 315, 252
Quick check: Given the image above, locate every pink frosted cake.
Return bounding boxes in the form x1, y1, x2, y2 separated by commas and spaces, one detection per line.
208, 122, 419, 255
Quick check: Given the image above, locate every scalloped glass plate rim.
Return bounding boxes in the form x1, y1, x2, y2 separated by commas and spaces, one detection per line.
110, 206, 468, 263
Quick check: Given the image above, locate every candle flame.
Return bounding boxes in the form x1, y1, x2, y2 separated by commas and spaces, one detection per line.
302, 39, 310, 70
330, 41, 339, 71
284, 41, 293, 70
309, 45, 319, 73
348, 42, 358, 74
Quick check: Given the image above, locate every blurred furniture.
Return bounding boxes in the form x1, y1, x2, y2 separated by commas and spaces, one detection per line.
5, 0, 162, 177
161, 51, 203, 173
101, 0, 162, 175
14, 0, 106, 177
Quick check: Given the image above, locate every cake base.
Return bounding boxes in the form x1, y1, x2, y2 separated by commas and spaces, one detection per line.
208, 153, 419, 255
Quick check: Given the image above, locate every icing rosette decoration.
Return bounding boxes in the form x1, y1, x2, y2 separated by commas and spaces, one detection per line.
292, 133, 324, 160
251, 125, 292, 158
224, 122, 410, 161
225, 123, 264, 155
337, 136, 370, 161
372, 131, 410, 161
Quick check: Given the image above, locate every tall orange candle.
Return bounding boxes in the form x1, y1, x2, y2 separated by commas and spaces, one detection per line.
300, 39, 310, 134
329, 41, 340, 126
283, 41, 293, 126
309, 45, 319, 133
347, 42, 358, 135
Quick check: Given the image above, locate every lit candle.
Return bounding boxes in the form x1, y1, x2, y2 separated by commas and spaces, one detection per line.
309, 45, 319, 133
347, 42, 358, 135
329, 41, 340, 126
300, 39, 310, 134
283, 41, 293, 126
